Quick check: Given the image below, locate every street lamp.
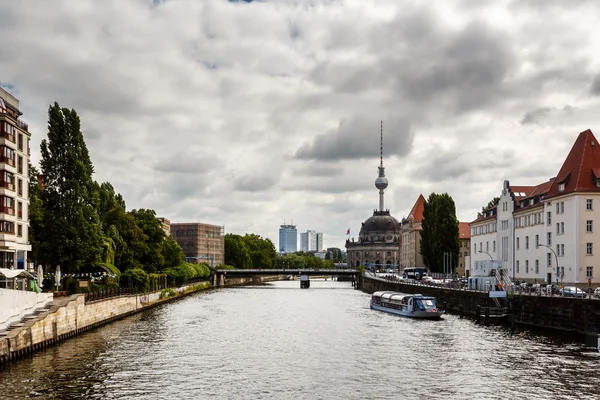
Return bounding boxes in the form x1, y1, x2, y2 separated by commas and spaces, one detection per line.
539, 244, 559, 286
479, 250, 493, 261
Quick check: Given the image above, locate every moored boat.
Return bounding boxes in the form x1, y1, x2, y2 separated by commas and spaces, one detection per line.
370, 291, 444, 319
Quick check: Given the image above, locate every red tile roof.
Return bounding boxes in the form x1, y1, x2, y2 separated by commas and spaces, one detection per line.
408, 194, 425, 221
547, 129, 600, 198
469, 207, 497, 224
459, 222, 470, 239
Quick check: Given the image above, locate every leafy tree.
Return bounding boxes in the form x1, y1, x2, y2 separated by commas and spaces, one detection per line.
163, 235, 185, 269
477, 196, 500, 217
242, 234, 277, 268
104, 207, 147, 270
39, 103, 104, 272
129, 209, 166, 272
96, 181, 126, 223
120, 268, 149, 291
28, 164, 45, 265
325, 252, 331, 261
420, 192, 460, 273
224, 234, 252, 268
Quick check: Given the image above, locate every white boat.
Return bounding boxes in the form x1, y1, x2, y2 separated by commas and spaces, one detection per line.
370, 291, 444, 319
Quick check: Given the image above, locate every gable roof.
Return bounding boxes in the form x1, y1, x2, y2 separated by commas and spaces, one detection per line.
459, 222, 470, 239
408, 194, 425, 221
547, 129, 600, 198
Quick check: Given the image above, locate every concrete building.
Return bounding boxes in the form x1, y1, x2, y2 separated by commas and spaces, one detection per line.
158, 217, 170, 236
316, 232, 324, 252
457, 222, 471, 277
346, 124, 401, 270
300, 229, 317, 252
400, 194, 425, 269
0, 88, 31, 270
170, 222, 224, 267
469, 129, 600, 286
278, 224, 297, 253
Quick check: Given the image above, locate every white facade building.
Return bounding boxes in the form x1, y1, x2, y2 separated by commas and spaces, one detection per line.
469, 130, 600, 286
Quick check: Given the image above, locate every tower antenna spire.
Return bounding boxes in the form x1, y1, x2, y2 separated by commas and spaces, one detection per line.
380, 120, 383, 166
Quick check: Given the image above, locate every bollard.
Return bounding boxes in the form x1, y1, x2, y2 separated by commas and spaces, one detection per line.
459, 305, 464, 318
475, 305, 481, 323
484, 307, 490, 325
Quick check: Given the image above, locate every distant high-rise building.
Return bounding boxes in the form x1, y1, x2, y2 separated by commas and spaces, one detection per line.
300, 230, 318, 252
170, 222, 225, 267
316, 232, 324, 252
279, 224, 297, 253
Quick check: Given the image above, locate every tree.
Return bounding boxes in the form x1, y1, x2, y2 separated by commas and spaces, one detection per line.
477, 196, 500, 217
28, 164, 45, 265
96, 181, 126, 224
103, 207, 147, 270
39, 103, 104, 272
420, 192, 461, 273
162, 236, 185, 269
224, 234, 252, 269
242, 234, 277, 268
129, 209, 166, 273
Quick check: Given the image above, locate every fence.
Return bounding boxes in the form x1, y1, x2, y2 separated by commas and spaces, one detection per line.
84, 287, 140, 302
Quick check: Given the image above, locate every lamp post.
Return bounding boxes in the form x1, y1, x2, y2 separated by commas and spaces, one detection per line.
479, 250, 493, 261
540, 244, 559, 286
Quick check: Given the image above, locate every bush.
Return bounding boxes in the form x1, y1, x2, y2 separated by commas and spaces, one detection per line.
160, 288, 177, 299
120, 268, 149, 291
149, 273, 167, 291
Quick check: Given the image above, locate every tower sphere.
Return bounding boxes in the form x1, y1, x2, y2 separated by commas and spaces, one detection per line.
375, 176, 388, 190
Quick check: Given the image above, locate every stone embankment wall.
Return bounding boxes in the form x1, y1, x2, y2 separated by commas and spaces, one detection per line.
223, 275, 286, 287
359, 275, 600, 337
0, 282, 210, 366
0, 289, 53, 331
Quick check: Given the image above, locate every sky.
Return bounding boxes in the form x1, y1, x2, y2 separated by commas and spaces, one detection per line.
2, 0, 600, 250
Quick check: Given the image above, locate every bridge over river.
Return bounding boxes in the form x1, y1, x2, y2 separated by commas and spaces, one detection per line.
212, 269, 360, 287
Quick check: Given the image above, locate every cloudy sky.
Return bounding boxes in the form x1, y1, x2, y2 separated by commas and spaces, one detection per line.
2, 0, 600, 250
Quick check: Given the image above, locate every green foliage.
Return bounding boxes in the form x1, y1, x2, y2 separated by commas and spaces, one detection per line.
224, 234, 252, 268
477, 197, 500, 217
149, 273, 167, 292
420, 192, 461, 273
161, 288, 177, 299
120, 268, 149, 291
217, 264, 235, 270
38, 103, 104, 273
104, 207, 147, 270
28, 164, 45, 265
129, 209, 166, 272
242, 234, 277, 268
162, 236, 185, 269
94, 262, 121, 279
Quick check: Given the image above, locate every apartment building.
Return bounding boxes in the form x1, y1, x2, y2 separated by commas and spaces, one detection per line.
0, 88, 31, 270
400, 194, 425, 269
170, 222, 225, 267
470, 129, 600, 285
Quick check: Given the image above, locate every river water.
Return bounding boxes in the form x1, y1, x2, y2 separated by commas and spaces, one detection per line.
1, 280, 599, 399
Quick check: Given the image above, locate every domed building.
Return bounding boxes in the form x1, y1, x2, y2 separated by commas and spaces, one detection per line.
346, 124, 401, 270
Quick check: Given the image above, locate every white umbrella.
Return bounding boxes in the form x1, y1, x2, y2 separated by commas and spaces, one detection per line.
54, 265, 61, 289
37, 265, 44, 288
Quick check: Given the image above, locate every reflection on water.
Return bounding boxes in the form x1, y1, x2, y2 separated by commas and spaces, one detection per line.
1, 280, 598, 399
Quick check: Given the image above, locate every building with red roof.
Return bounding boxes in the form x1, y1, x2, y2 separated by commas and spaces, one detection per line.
469, 129, 600, 287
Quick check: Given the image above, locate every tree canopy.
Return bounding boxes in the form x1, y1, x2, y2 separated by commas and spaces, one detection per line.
420, 192, 461, 273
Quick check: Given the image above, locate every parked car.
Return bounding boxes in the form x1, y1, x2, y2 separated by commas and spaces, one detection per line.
561, 286, 587, 298
594, 287, 600, 299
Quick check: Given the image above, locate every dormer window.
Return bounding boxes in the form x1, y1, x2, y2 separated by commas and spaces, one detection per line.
558, 182, 565, 192
530, 199, 534, 206
596, 178, 600, 188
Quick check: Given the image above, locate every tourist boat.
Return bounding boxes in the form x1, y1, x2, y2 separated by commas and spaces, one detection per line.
370, 291, 444, 319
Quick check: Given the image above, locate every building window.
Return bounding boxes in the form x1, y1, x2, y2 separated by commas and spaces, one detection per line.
464, 252, 467, 257
525, 260, 529, 274
556, 223, 560, 235
587, 243, 593, 255
556, 203, 560, 214
535, 235, 539, 248
587, 199, 593, 210
17, 178, 22, 196
0, 146, 15, 166
561, 244, 564, 257
547, 232, 552, 246
479, 243, 482, 252
486, 242, 489, 253
535, 260, 539, 274
493, 241, 496, 252
560, 202, 564, 213
0, 221, 14, 233
516, 237, 520, 250
560, 222, 564, 234
587, 220, 593, 232
558, 182, 565, 192
547, 253, 552, 267
547, 212, 551, 225
556, 244, 560, 257
17, 224, 22, 237
18, 133, 23, 151
587, 266, 593, 278
516, 260, 520, 273
526, 236, 529, 249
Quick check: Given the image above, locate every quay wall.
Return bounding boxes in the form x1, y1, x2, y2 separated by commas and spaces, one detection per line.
224, 275, 286, 287
0, 289, 54, 331
359, 274, 600, 336
0, 282, 211, 367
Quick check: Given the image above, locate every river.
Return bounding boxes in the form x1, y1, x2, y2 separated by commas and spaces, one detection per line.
1, 280, 599, 399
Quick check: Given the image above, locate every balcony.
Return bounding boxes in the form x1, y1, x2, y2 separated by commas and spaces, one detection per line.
17, 210, 22, 219
1, 206, 15, 215
0, 132, 15, 143
0, 181, 14, 191
16, 119, 28, 133
0, 156, 15, 167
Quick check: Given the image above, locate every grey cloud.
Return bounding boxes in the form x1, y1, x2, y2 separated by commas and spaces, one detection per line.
591, 73, 600, 96
154, 151, 221, 175
292, 162, 343, 177
521, 107, 552, 125
295, 116, 413, 161
234, 175, 278, 192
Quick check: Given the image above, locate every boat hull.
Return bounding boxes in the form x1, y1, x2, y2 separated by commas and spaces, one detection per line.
370, 303, 443, 319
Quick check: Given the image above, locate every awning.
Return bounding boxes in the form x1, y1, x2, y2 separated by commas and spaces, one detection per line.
0, 268, 33, 279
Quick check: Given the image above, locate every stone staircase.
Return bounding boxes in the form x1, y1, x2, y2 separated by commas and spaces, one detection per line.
0, 303, 55, 336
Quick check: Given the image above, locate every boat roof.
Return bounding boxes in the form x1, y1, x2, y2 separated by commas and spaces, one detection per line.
372, 291, 436, 300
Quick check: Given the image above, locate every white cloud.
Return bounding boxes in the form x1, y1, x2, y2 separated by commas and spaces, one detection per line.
2, 0, 600, 249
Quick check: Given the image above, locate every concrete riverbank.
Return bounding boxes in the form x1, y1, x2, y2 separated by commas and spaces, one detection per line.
359, 274, 600, 338
0, 281, 211, 367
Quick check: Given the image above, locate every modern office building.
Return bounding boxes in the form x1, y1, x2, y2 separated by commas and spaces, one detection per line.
300, 229, 318, 252
170, 222, 225, 267
316, 232, 324, 252
279, 224, 297, 253
0, 88, 31, 270
470, 129, 600, 286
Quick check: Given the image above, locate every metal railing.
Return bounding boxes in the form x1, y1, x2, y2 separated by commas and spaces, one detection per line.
84, 287, 139, 302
